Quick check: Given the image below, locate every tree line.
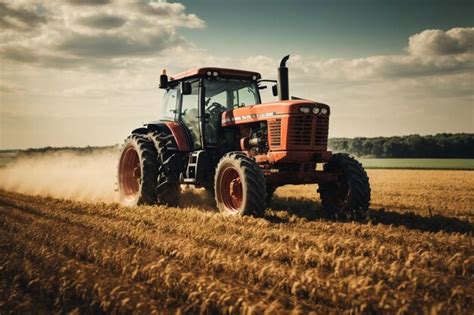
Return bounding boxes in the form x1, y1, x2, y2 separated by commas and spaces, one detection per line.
328, 133, 474, 158
4, 134, 473, 159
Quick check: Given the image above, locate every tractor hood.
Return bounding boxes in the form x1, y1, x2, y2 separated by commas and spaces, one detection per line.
221, 100, 330, 126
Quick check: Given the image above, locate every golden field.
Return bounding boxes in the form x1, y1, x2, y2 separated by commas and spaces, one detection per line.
0, 169, 473, 314
277, 169, 474, 221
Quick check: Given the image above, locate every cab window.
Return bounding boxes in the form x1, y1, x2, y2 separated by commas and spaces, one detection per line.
158, 88, 178, 120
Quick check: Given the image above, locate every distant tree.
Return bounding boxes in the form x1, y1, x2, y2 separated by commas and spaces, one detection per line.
329, 133, 474, 158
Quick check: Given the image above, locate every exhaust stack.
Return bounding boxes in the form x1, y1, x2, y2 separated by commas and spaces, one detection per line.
278, 55, 290, 101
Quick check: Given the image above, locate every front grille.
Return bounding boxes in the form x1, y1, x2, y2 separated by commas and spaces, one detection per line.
268, 119, 281, 147
289, 115, 312, 146
314, 115, 329, 147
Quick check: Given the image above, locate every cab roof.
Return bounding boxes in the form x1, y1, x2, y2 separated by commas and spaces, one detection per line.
170, 67, 261, 81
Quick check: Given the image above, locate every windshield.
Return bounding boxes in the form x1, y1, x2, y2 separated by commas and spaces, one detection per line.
204, 78, 260, 111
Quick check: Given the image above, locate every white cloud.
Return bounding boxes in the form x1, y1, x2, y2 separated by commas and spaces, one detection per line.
240, 28, 474, 83
408, 27, 474, 56
0, 0, 205, 68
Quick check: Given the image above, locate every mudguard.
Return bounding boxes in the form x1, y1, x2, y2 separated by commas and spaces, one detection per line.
131, 121, 191, 151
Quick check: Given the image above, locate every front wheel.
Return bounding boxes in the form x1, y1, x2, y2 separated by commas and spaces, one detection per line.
318, 153, 371, 220
214, 153, 267, 216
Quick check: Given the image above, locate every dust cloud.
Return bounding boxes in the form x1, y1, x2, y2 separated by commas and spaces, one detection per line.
0, 149, 120, 202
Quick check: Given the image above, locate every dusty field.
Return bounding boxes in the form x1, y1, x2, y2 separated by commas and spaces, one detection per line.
0, 168, 473, 314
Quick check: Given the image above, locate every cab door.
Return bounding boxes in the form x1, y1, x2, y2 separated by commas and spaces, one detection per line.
180, 80, 202, 149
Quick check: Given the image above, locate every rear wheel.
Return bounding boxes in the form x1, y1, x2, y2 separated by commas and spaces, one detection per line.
318, 153, 371, 220
152, 132, 182, 207
214, 153, 266, 216
118, 134, 158, 206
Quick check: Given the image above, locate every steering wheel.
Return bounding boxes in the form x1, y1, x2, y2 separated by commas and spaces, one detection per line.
207, 102, 225, 114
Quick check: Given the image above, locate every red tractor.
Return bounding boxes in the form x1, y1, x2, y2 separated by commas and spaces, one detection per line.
118, 56, 370, 220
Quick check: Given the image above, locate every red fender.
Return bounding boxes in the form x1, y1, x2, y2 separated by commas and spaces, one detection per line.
164, 122, 190, 151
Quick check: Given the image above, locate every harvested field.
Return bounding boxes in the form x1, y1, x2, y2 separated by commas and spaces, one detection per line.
0, 169, 473, 314
277, 169, 474, 221
359, 158, 474, 170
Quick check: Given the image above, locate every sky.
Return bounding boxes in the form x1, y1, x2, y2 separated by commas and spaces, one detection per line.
0, 0, 473, 149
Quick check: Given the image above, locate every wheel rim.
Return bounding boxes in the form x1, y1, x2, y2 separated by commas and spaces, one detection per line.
119, 145, 141, 201
220, 167, 243, 212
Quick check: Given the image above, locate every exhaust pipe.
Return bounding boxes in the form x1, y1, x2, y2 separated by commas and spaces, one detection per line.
278, 55, 290, 101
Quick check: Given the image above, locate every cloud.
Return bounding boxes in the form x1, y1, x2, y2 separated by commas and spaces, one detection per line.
57, 29, 184, 58
77, 14, 126, 29
0, 0, 205, 68
0, 1, 49, 31
240, 27, 474, 83
66, 0, 111, 5
408, 27, 474, 56
137, 1, 185, 15
0, 46, 39, 63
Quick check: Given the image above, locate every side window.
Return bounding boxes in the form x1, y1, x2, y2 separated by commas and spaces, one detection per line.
159, 88, 178, 120
181, 81, 201, 149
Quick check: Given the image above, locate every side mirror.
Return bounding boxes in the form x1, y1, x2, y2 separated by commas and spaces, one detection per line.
272, 84, 278, 97
181, 81, 192, 95
159, 70, 168, 89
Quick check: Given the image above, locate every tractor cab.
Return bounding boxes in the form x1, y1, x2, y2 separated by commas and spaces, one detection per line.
158, 68, 263, 150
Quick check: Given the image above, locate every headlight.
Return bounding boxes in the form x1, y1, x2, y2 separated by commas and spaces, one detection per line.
299, 106, 311, 114
312, 107, 320, 114
321, 108, 328, 115
212, 71, 219, 77
206, 71, 212, 76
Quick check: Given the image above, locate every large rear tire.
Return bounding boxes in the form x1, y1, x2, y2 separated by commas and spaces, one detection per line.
152, 132, 182, 207
117, 134, 158, 206
318, 153, 371, 220
214, 153, 266, 216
